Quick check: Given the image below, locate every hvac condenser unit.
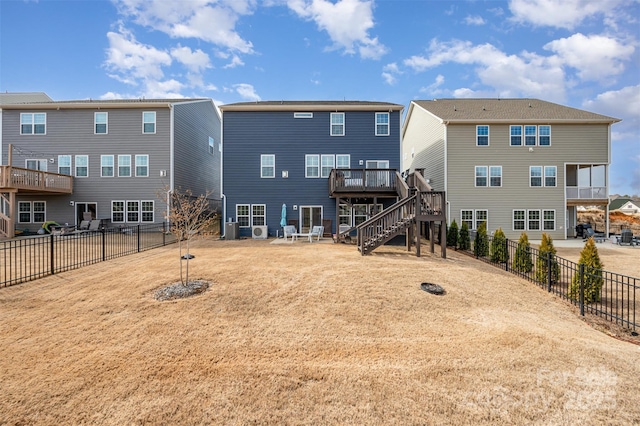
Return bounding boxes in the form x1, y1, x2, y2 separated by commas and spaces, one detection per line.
252, 225, 268, 239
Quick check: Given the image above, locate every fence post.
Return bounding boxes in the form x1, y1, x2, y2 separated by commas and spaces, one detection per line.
102, 227, 106, 262
579, 263, 585, 316
137, 224, 141, 252
50, 233, 55, 275
504, 238, 509, 271
163, 222, 166, 246
547, 252, 552, 292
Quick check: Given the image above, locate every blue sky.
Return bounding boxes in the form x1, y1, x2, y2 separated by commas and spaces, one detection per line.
1, 0, 639, 196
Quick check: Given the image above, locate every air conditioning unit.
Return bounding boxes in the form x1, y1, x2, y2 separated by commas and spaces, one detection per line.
252, 225, 268, 239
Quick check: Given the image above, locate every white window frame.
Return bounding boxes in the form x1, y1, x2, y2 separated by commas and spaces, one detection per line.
321, 154, 335, 178
94, 112, 108, 134
489, 166, 502, 187
112, 201, 125, 223
354, 204, 368, 226
539, 125, 551, 146
524, 125, 537, 146
20, 113, 46, 135
260, 154, 275, 178
475, 166, 488, 187
127, 200, 140, 222
336, 154, 350, 177
252, 204, 266, 226
528, 209, 541, 231
338, 204, 351, 226
530, 166, 543, 187
476, 125, 489, 146
294, 112, 313, 119
33, 201, 46, 223
118, 155, 131, 177
141, 200, 154, 223
330, 112, 345, 136
236, 204, 250, 228
513, 210, 526, 231
543, 209, 555, 231
101, 155, 114, 177
25, 159, 47, 171
135, 155, 149, 177
510, 125, 522, 146
75, 155, 88, 177
461, 210, 474, 230
142, 111, 156, 134
58, 155, 72, 175
375, 112, 390, 136
18, 201, 32, 223
305, 154, 320, 178
475, 210, 488, 230
544, 166, 557, 187
208, 137, 215, 155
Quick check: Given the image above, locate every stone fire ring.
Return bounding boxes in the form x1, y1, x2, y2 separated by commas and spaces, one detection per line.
421, 282, 445, 295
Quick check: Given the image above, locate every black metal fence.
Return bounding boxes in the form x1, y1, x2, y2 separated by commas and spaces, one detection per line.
1, 223, 177, 287
454, 231, 638, 333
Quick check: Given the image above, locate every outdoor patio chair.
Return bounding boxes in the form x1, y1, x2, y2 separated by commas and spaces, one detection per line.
583, 227, 605, 243
617, 229, 637, 246
88, 219, 102, 232
283, 225, 297, 242
309, 226, 324, 242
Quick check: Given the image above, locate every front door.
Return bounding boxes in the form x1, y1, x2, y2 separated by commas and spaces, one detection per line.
76, 202, 97, 225
300, 206, 322, 233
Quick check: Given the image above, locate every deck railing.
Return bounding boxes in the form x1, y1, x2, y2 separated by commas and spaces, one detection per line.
329, 169, 401, 195
566, 186, 606, 200
0, 166, 73, 193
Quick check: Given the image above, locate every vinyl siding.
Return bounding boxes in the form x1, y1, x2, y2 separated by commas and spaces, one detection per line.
223, 109, 401, 236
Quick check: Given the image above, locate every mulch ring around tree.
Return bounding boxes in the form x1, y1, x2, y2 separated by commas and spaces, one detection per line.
154, 280, 210, 301
420, 282, 445, 295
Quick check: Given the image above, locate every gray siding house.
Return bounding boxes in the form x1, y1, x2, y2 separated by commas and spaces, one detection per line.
220, 101, 404, 239
0, 95, 221, 238
402, 98, 620, 240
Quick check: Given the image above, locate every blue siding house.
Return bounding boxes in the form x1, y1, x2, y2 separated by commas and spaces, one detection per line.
220, 101, 405, 239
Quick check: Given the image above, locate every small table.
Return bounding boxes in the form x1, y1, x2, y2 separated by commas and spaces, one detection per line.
292, 233, 313, 243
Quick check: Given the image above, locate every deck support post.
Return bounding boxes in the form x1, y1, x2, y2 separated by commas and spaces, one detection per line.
440, 220, 447, 259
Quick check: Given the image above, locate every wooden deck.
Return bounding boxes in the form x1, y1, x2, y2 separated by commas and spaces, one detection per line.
329, 169, 403, 198
0, 166, 73, 194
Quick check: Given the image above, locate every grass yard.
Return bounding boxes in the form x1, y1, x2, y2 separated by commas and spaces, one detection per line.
1, 238, 639, 425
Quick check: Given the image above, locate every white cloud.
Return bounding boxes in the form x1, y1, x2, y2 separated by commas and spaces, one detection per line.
404, 39, 567, 102
583, 85, 640, 141
170, 45, 211, 73
419, 74, 445, 95
287, 0, 387, 59
234, 83, 261, 101
544, 33, 635, 82
464, 15, 486, 26
508, 0, 628, 30
382, 62, 401, 85
223, 55, 245, 69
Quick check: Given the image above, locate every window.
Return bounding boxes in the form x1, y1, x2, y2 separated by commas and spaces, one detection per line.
58, 155, 71, 175
528, 210, 541, 230
354, 204, 368, 226
321, 154, 335, 178
543, 210, 555, 231
209, 137, 214, 155
539, 125, 551, 146
375, 112, 390, 136
101, 155, 114, 177
26, 159, 47, 171
127, 201, 139, 222
510, 125, 522, 146
336, 154, 350, 177
18, 201, 45, 223
461, 210, 474, 229
141, 201, 154, 222
252, 205, 266, 226
489, 166, 502, 187
476, 125, 489, 146
143, 111, 156, 134
475, 166, 488, 187
20, 113, 46, 134
261, 154, 275, 178
95, 112, 108, 134
75, 155, 88, 177
513, 210, 525, 231
530, 166, 542, 187
135, 155, 149, 177
236, 205, 250, 227
118, 155, 131, 177
112, 201, 125, 223
475, 210, 487, 230
525, 125, 537, 146
339, 204, 351, 226
330, 113, 344, 136
305, 154, 319, 178
544, 166, 557, 187
294, 112, 313, 119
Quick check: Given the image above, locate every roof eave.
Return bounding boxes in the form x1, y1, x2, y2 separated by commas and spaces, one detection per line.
220, 104, 404, 112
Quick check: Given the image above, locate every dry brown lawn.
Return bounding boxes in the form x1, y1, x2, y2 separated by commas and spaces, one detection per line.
1, 238, 639, 425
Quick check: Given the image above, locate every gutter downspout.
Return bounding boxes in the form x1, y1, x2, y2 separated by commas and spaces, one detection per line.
443, 121, 449, 225
220, 107, 226, 238
168, 104, 174, 224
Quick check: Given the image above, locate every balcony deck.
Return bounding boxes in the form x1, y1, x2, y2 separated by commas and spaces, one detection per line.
329, 169, 403, 198
0, 166, 73, 194
566, 186, 607, 206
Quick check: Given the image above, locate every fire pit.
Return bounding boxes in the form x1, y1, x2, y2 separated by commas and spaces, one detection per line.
421, 282, 445, 295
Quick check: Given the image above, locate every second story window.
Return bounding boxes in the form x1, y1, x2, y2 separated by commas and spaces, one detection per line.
530, 166, 542, 187
306, 154, 320, 178
525, 125, 537, 146
321, 155, 335, 178
544, 166, 557, 187
101, 155, 114, 177
95, 112, 108, 134
375, 112, 390, 136
118, 155, 131, 177
135, 155, 149, 177
209, 137, 214, 155
261, 154, 275, 178
21, 113, 46, 135
490, 166, 502, 187
510, 125, 522, 146
475, 166, 488, 187
539, 125, 551, 146
58, 155, 71, 175
476, 125, 489, 146
143, 111, 156, 134
75, 155, 88, 177
330, 113, 344, 136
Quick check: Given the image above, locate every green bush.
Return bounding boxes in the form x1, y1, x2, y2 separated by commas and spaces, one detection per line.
535, 233, 560, 284
569, 237, 604, 303
512, 232, 533, 272
490, 227, 509, 263
458, 221, 470, 251
473, 221, 489, 258
447, 220, 459, 248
